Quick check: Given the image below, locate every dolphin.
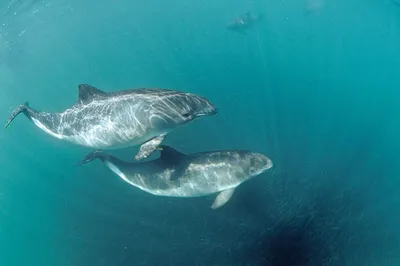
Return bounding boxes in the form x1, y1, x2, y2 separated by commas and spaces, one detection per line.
226, 12, 264, 35
77, 145, 273, 209
5, 84, 217, 160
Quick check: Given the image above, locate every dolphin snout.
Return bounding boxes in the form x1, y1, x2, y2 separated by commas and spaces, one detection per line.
197, 100, 218, 117
264, 156, 273, 170
209, 104, 218, 115
260, 155, 273, 172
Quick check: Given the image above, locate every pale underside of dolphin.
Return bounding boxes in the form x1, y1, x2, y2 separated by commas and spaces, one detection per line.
4, 84, 217, 160
78, 145, 273, 209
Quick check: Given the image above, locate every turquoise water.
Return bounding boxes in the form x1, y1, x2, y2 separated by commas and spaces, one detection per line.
1, 0, 400, 265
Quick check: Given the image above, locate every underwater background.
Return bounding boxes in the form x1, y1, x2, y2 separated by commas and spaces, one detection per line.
1, 0, 400, 265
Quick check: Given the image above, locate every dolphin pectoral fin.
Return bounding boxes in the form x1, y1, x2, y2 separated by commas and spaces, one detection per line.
135, 135, 165, 161
211, 187, 236, 209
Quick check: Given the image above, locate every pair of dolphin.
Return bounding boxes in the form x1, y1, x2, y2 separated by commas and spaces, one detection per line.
5, 84, 273, 209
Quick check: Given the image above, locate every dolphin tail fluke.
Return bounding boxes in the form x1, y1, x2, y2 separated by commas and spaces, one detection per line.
5, 102, 30, 129
76, 150, 105, 166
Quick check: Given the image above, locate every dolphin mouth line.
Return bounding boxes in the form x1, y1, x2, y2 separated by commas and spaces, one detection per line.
196, 109, 218, 117
261, 160, 273, 173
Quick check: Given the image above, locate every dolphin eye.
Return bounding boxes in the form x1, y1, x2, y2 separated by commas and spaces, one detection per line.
181, 110, 193, 118
249, 167, 256, 175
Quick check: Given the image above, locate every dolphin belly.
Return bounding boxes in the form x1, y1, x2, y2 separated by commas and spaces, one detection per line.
129, 169, 241, 198
65, 127, 173, 149
57, 101, 176, 149
148, 183, 236, 198
123, 178, 232, 198
31, 117, 65, 140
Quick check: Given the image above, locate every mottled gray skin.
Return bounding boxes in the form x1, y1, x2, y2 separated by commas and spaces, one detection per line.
5, 84, 217, 159
78, 145, 273, 209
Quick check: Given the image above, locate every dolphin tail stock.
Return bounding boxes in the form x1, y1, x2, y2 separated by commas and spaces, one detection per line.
5, 102, 30, 129
76, 150, 106, 166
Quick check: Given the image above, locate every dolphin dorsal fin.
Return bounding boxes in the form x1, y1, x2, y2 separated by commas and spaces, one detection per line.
157, 145, 185, 165
78, 84, 108, 104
